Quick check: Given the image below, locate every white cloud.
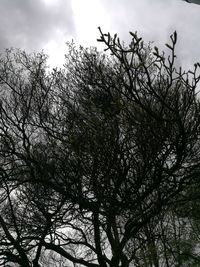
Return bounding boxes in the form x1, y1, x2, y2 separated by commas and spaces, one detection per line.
71, 0, 110, 47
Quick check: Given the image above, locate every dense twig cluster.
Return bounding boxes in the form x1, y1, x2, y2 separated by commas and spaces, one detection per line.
0, 30, 199, 266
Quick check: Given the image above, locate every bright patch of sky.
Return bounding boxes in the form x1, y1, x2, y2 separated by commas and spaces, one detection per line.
71, 0, 110, 47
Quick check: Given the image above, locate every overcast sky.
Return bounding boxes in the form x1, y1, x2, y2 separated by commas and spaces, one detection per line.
0, 0, 200, 69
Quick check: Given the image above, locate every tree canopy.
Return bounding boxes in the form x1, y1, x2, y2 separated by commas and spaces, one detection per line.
0, 29, 200, 267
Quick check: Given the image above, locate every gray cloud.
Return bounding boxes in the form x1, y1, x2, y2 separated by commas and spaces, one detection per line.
0, 0, 200, 70
0, 0, 74, 52
100, 0, 200, 69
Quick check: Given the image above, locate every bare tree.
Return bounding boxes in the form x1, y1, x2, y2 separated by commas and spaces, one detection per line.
0, 28, 200, 266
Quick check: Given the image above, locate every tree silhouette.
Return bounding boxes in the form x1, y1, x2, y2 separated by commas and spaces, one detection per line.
0, 29, 200, 266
